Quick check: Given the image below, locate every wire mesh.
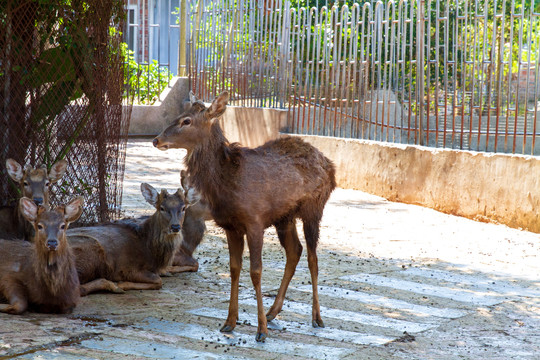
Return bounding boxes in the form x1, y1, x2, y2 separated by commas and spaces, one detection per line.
0, 0, 131, 224
188, 0, 540, 155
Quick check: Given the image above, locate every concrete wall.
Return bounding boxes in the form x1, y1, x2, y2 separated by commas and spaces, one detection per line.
218, 107, 288, 147
298, 136, 540, 233
128, 77, 190, 136
129, 77, 288, 145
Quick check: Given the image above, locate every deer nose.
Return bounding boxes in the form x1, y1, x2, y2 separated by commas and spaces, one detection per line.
33, 197, 44, 205
46, 239, 58, 250
152, 138, 159, 147
170, 224, 181, 233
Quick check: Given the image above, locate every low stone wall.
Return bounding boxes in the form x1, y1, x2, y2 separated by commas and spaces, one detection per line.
128, 77, 190, 136
299, 135, 540, 233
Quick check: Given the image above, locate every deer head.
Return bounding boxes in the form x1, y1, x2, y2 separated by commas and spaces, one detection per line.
141, 183, 198, 235
20, 196, 83, 267
152, 91, 229, 152
6, 159, 68, 206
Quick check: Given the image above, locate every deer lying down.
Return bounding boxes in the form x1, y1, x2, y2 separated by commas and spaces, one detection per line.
172, 170, 212, 272
68, 183, 196, 296
0, 159, 68, 240
153, 92, 336, 342
0, 197, 83, 314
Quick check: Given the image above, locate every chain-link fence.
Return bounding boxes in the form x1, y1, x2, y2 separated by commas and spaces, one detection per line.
0, 0, 131, 224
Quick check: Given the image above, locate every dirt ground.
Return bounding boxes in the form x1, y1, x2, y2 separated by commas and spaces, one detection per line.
1, 138, 539, 359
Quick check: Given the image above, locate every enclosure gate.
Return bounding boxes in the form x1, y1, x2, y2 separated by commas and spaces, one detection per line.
187, 0, 540, 155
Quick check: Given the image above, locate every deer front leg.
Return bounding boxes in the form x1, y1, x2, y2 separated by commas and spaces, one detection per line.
117, 271, 163, 291
246, 225, 268, 342
220, 229, 244, 334
80, 278, 125, 296
0, 279, 28, 314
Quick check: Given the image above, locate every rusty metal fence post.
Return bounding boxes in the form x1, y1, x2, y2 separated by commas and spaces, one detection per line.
178, 0, 188, 76
416, 0, 426, 146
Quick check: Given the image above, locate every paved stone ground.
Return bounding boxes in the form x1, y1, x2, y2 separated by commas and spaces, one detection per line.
1, 139, 539, 359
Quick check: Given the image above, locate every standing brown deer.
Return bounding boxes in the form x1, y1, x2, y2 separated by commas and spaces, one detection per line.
171, 170, 212, 272
153, 92, 336, 342
0, 196, 83, 314
0, 159, 68, 240
67, 183, 196, 296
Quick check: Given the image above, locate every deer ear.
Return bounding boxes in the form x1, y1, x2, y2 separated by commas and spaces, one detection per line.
185, 187, 201, 207
141, 183, 159, 206
205, 91, 229, 120
64, 196, 84, 223
20, 197, 38, 223
48, 159, 68, 183
189, 91, 198, 104
188, 91, 206, 111
175, 188, 186, 200
180, 170, 188, 191
6, 159, 24, 182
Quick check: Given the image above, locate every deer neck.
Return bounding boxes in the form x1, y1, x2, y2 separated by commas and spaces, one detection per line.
141, 213, 181, 271
185, 123, 240, 209
31, 244, 78, 297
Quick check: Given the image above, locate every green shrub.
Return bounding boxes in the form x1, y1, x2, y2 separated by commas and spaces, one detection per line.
122, 42, 173, 104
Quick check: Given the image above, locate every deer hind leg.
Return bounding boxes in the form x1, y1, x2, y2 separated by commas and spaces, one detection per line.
303, 215, 324, 328
0, 280, 28, 314
117, 271, 163, 291
221, 229, 244, 334
267, 218, 302, 322
246, 225, 268, 342
80, 278, 125, 296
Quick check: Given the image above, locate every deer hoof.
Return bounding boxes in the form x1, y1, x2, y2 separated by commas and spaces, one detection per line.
266, 313, 276, 321
255, 332, 267, 343
112, 287, 126, 294
312, 319, 325, 328
220, 324, 234, 333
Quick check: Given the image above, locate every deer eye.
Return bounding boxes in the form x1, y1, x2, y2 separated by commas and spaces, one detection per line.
45, 181, 50, 187
160, 206, 165, 212
37, 223, 44, 231
181, 206, 186, 212
182, 118, 191, 126
60, 223, 66, 230
23, 181, 29, 187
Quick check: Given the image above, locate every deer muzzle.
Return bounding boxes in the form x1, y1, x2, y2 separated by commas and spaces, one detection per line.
46, 238, 59, 251
153, 137, 169, 151
170, 224, 181, 233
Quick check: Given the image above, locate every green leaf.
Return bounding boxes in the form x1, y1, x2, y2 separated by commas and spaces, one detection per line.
30, 47, 76, 87
29, 80, 76, 128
